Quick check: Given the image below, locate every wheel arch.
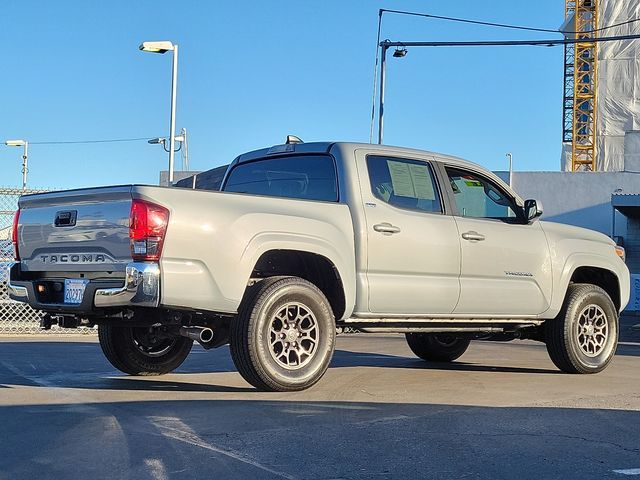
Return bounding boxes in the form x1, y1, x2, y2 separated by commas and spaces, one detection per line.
550, 252, 625, 316
249, 249, 351, 321
568, 266, 620, 311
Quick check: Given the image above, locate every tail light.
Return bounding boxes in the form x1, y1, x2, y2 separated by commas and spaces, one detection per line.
11, 209, 20, 261
129, 199, 169, 261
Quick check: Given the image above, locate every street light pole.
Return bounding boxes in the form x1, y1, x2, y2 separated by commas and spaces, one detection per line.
377, 41, 407, 145
139, 40, 179, 184
168, 44, 178, 184
4, 139, 28, 190
378, 42, 388, 145
506, 152, 513, 187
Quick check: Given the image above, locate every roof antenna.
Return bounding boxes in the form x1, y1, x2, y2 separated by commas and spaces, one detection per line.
286, 135, 303, 144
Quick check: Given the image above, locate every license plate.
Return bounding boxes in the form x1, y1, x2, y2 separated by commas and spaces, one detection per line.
64, 279, 89, 304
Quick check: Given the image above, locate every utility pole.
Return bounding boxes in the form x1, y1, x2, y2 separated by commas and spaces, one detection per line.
180, 127, 189, 171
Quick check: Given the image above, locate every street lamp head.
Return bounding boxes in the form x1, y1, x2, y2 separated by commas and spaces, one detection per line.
393, 46, 408, 58
5, 139, 26, 147
139, 41, 175, 54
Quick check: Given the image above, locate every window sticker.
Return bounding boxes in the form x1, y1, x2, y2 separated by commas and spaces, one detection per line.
387, 160, 415, 197
462, 175, 483, 187
387, 160, 436, 199
408, 164, 436, 200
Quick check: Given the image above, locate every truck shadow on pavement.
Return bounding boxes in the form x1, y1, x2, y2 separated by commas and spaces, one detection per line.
0, 341, 573, 395
330, 349, 561, 374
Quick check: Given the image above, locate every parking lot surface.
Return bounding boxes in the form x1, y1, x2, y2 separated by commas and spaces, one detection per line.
1, 329, 639, 480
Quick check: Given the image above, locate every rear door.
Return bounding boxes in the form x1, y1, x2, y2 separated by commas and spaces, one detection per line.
356, 152, 460, 315
443, 166, 552, 316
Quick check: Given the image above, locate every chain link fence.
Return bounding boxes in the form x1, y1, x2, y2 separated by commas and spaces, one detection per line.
0, 187, 94, 334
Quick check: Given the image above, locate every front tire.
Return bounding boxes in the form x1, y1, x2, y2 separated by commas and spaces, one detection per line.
405, 333, 470, 362
545, 283, 618, 374
98, 325, 193, 375
229, 276, 336, 392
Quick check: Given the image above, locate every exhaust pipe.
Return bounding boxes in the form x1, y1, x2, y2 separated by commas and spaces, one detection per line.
179, 326, 214, 345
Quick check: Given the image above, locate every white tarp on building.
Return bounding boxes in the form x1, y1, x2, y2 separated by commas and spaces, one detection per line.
596, 0, 640, 171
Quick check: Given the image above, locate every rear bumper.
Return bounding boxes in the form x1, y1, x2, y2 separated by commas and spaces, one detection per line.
8, 261, 160, 313
94, 263, 160, 308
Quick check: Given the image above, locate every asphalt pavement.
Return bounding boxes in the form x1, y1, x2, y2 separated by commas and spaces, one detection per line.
0, 328, 639, 480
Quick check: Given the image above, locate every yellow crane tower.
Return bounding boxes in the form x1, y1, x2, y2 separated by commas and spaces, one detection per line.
562, 0, 599, 171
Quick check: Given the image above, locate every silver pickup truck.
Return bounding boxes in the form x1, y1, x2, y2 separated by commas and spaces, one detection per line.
8, 140, 630, 391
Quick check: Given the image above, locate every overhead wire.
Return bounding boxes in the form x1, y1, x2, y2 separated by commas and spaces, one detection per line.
29, 137, 155, 145
380, 8, 640, 35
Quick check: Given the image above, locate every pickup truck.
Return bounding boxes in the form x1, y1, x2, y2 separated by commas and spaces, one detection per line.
8, 140, 630, 391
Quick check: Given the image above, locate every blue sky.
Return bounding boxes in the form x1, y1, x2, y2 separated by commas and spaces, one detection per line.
0, 0, 565, 189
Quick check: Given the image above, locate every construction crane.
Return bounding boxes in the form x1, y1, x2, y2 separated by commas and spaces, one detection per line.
562, 0, 599, 171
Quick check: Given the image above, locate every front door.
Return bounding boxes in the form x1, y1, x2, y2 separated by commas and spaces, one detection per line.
358, 153, 461, 315
444, 167, 552, 316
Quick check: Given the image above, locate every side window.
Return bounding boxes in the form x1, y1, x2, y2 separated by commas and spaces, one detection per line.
446, 168, 519, 221
223, 155, 338, 202
367, 155, 442, 214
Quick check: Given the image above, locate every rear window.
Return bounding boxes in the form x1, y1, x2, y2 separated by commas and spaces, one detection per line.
223, 155, 338, 202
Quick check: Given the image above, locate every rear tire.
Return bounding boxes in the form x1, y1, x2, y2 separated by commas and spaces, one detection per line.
229, 276, 336, 392
98, 324, 193, 375
405, 333, 470, 362
545, 283, 618, 374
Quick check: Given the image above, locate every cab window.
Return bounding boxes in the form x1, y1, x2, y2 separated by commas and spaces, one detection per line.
367, 156, 442, 214
224, 155, 338, 202
446, 168, 520, 221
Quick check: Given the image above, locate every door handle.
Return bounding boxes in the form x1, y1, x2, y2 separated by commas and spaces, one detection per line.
373, 222, 401, 234
461, 231, 485, 242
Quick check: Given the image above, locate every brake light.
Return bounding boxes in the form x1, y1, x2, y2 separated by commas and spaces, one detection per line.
129, 199, 169, 261
11, 209, 20, 260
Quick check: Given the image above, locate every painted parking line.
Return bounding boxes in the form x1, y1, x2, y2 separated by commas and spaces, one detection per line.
613, 468, 640, 475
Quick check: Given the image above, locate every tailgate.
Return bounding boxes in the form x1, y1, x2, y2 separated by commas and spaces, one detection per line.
17, 186, 133, 273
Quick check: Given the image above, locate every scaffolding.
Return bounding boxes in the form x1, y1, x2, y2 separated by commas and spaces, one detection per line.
563, 0, 599, 171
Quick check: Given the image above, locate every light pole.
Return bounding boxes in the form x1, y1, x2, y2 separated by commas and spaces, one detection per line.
139, 40, 179, 184
5, 139, 28, 190
378, 41, 407, 145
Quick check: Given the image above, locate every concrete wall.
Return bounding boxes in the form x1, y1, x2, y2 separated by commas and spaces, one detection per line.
495, 171, 640, 237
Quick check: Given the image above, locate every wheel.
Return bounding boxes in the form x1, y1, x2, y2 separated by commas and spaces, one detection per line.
405, 333, 470, 362
229, 276, 336, 392
545, 283, 618, 374
98, 324, 193, 375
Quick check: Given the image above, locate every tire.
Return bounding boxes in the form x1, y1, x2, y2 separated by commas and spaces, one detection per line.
405, 333, 470, 362
98, 324, 193, 375
545, 283, 618, 374
229, 276, 336, 392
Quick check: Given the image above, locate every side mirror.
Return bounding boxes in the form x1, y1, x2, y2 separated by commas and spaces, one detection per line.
524, 199, 543, 222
